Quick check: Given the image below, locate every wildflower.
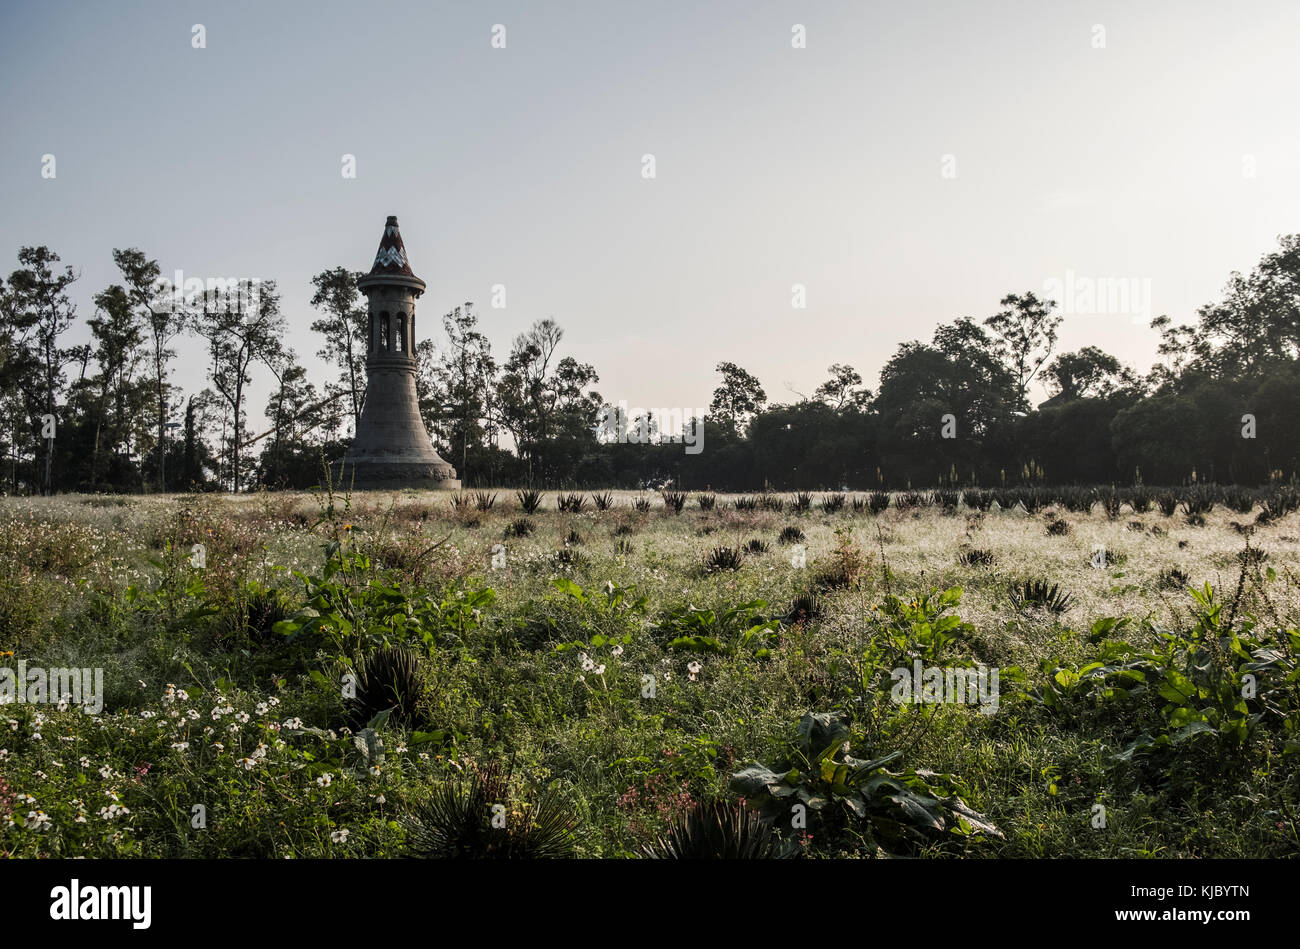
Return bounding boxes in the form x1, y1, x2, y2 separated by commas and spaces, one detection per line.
368, 765, 381, 777
687, 660, 702, 681
283, 717, 303, 730
594, 664, 606, 675
331, 828, 350, 843
611, 645, 624, 657
238, 757, 257, 771
375, 794, 386, 804
236, 712, 250, 724
170, 742, 189, 752
27, 809, 52, 830
79, 756, 90, 768
316, 773, 333, 788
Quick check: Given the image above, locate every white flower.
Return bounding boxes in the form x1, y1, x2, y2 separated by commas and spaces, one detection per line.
581, 653, 595, 672
31, 732, 41, 741
594, 664, 606, 675
283, 717, 303, 730
170, 742, 189, 752
79, 756, 90, 768
236, 712, 250, 724
368, 765, 381, 777
255, 703, 269, 715
227, 723, 240, 735
611, 645, 624, 657
238, 757, 257, 771
316, 773, 333, 787
186, 709, 200, 721
331, 828, 350, 843
140, 710, 156, 720
27, 810, 52, 830
375, 794, 386, 804
267, 697, 280, 708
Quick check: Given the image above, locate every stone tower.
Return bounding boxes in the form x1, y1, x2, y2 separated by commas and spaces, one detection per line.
333, 216, 460, 490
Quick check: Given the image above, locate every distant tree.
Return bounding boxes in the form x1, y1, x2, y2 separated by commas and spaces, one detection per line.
496, 319, 600, 483
813, 363, 870, 411
5, 246, 80, 493
1042, 346, 1138, 403
85, 283, 147, 488
193, 280, 285, 491
434, 303, 495, 478
983, 291, 1062, 409
309, 267, 368, 435
111, 248, 178, 491
709, 361, 767, 435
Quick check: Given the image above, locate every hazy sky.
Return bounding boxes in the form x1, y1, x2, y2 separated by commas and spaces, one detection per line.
3, 0, 1299, 434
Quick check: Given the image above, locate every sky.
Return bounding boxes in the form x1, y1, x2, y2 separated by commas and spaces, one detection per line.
2, 0, 1299, 436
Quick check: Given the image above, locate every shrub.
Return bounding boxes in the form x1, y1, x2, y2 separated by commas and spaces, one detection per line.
592, 492, 615, 511
778, 525, 805, 545
791, 492, 812, 514
868, 490, 891, 514
745, 538, 770, 554
516, 489, 543, 515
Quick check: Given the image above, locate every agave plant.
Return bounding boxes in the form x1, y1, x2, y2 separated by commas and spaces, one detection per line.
759, 494, 786, 513
449, 492, 471, 512
504, 517, 536, 538
745, 538, 770, 554
643, 800, 793, 859
778, 525, 805, 545
557, 492, 587, 513
733, 496, 759, 511
515, 489, 543, 515
591, 491, 614, 511
696, 493, 716, 511
661, 490, 688, 514
405, 763, 578, 859
633, 496, 653, 513
867, 490, 891, 514
791, 492, 813, 513
783, 591, 823, 625
1009, 578, 1073, 614
957, 548, 996, 567
704, 546, 744, 572
473, 491, 497, 512
345, 646, 424, 729
565, 527, 584, 546
820, 493, 846, 514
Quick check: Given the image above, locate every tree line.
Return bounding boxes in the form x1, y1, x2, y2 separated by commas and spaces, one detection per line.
2, 234, 1298, 493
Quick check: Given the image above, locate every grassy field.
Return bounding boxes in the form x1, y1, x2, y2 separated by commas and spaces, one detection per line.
2, 487, 1298, 858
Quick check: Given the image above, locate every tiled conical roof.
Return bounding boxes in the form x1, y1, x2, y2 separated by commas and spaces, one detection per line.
368, 215, 416, 277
